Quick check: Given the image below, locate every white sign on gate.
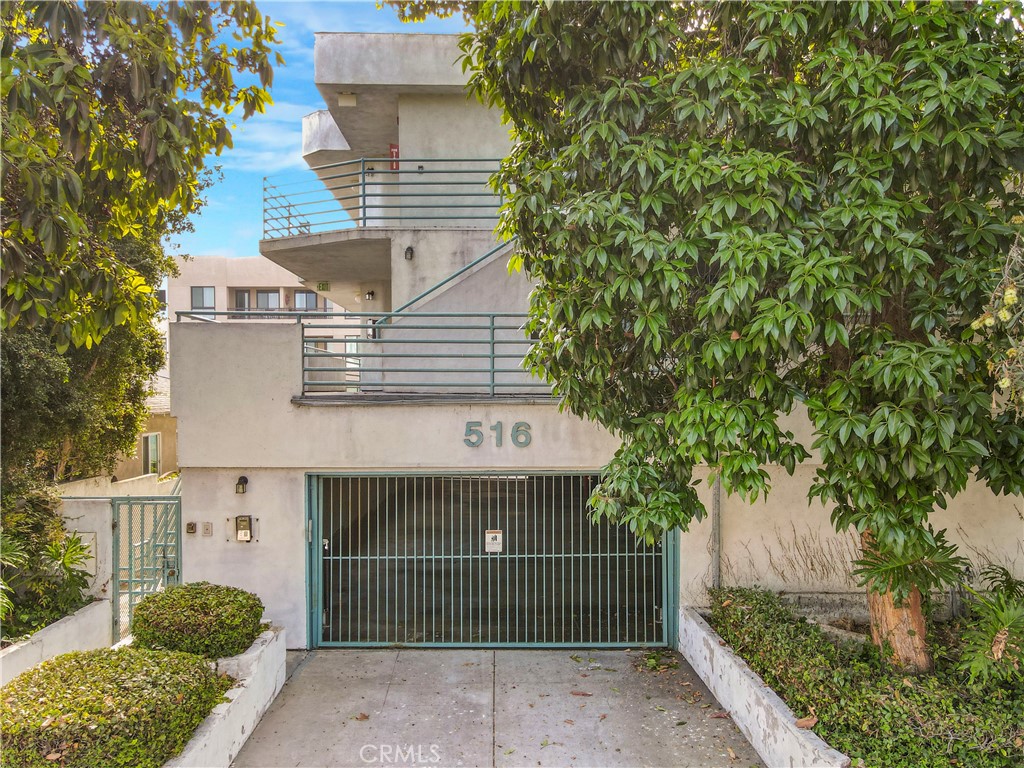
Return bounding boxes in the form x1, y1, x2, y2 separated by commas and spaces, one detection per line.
485, 530, 503, 553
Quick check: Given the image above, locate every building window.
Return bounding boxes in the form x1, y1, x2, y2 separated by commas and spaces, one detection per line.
295, 290, 318, 311
256, 290, 280, 311
141, 433, 160, 476
191, 286, 215, 311
235, 290, 251, 311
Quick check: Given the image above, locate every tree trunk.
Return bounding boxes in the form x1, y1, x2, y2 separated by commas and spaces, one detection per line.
866, 584, 933, 674
860, 532, 933, 672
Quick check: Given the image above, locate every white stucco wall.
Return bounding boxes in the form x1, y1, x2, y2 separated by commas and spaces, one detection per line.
60, 497, 115, 599
388, 229, 506, 310
398, 93, 509, 161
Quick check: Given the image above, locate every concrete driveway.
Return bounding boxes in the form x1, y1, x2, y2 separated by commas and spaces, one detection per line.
232, 648, 762, 768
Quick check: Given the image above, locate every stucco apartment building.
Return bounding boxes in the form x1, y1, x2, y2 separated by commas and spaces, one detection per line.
170, 33, 1021, 651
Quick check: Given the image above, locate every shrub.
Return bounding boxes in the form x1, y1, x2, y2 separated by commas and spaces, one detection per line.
0, 647, 231, 768
131, 581, 264, 658
1, 484, 92, 641
709, 587, 1024, 768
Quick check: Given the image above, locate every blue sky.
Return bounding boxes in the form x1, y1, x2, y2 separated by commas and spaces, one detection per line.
166, 1, 468, 258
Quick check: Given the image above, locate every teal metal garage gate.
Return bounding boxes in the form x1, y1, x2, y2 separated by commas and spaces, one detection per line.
307, 473, 677, 648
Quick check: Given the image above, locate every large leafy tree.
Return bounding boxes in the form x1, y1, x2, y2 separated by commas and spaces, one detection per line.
463, 0, 1024, 671
1, 231, 170, 487
1, 0, 280, 351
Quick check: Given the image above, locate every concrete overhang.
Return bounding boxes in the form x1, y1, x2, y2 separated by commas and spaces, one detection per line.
304, 33, 468, 166
259, 229, 392, 285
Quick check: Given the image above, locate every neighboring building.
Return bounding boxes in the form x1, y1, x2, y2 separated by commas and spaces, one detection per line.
111, 367, 175, 482
167, 256, 336, 320
170, 33, 1021, 651
107, 312, 177, 483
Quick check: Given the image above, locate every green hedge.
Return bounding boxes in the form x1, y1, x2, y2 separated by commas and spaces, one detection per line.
0, 647, 231, 768
708, 588, 1024, 768
131, 581, 264, 659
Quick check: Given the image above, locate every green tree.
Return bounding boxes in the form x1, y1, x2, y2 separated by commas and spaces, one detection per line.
463, 0, 1024, 672
1, 0, 280, 351
1, 231, 170, 485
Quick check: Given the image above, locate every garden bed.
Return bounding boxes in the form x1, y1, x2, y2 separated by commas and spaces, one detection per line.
0, 599, 111, 687
693, 588, 1024, 768
677, 606, 850, 768
164, 626, 286, 768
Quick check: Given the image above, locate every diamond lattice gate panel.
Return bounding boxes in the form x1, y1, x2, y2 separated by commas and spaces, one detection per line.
111, 497, 181, 640
310, 474, 675, 647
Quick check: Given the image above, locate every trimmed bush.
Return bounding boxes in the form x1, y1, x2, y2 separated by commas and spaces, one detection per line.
709, 587, 1024, 768
131, 581, 264, 658
0, 647, 231, 768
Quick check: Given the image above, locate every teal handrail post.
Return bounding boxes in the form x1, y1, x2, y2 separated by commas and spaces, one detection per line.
262, 176, 268, 239
489, 314, 496, 397
359, 158, 366, 228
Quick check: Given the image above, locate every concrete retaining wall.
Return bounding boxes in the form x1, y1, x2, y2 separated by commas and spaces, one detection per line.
677, 607, 850, 768
0, 600, 113, 687
165, 627, 287, 768
60, 474, 178, 498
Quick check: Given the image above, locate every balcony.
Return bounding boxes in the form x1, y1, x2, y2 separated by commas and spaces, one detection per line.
262, 157, 501, 240
174, 310, 550, 400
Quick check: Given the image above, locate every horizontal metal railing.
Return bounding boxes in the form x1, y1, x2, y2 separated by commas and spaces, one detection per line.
303, 312, 547, 396
174, 310, 550, 398
263, 157, 501, 239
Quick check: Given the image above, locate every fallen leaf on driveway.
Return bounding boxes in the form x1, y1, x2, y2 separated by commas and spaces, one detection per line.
795, 715, 818, 729
564, 719, 574, 725
599, 714, 607, 721
727, 746, 737, 760
353, 713, 370, 721
709, 711, 731, 719
570, 691, 592, 697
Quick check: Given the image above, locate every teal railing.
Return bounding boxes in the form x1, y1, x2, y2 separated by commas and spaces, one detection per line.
174, 310, 549, 398
263, 157, 501, 239
301, 311, 546, 396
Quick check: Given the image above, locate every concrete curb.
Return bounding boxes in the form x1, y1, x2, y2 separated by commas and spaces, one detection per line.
1, 600, 113, 687
165, 627, 287, 768
676, 608, 851, 768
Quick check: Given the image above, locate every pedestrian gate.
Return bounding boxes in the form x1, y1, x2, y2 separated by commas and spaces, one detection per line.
308, 474, 677, 647
111, 497, 181, 639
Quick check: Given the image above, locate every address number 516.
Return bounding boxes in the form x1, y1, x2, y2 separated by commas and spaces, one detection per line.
464, 421, 531, 448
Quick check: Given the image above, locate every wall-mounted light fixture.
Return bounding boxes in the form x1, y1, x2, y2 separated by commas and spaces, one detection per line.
364, 290, 375, 301
235, 476, 249, 494
337, 92, 357, 108
404, 246, 415, 261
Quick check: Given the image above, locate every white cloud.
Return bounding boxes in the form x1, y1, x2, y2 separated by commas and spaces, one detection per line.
219, 100, 321, 173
